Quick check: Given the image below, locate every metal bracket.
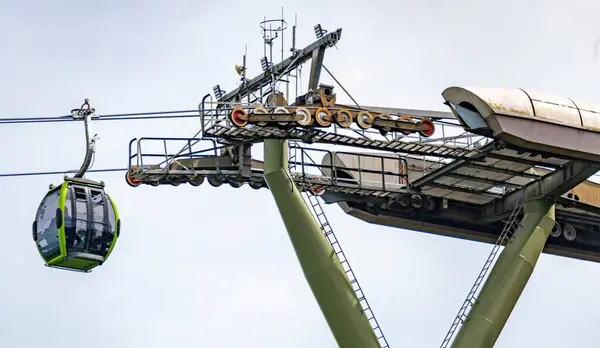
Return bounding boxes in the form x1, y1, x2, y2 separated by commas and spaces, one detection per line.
70, 98, 98, 179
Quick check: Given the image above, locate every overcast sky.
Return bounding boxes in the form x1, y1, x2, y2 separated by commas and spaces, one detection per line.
2, 0, 600, 347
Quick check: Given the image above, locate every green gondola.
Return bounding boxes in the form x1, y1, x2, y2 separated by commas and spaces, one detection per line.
33, 178, 120, 272
32, 98, 121, 273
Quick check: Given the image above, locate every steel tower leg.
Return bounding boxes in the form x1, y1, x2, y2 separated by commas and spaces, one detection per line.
263, 138, 380, 348
451, 198, 555, 348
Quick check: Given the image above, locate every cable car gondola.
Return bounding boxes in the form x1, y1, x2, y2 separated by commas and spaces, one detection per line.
32, 99, 121, 273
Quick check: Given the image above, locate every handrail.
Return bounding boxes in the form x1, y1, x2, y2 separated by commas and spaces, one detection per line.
289, 144, 408, 192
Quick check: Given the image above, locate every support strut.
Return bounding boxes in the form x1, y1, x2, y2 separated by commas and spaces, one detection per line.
451, 199, 556, 348
263, 138, 380, 348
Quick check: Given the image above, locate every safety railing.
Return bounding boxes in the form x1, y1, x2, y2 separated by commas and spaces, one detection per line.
126, 136, 411, 195
198, 99, 492, 164
288, 144, 409, 193
406, 122, 494, 176
199, 90, 274, 136
127, 137, 240, 177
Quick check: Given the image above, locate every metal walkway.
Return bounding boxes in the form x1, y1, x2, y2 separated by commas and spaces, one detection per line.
203, 121, 491, 161
125, 137, 410, 200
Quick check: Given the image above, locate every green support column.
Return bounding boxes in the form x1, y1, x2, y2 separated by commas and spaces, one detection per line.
263, 139, 380, 348
451, 199, 556, 348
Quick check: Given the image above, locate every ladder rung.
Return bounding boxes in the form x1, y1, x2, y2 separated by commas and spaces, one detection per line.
301, 190, 389, 346
440, 200, 524, 348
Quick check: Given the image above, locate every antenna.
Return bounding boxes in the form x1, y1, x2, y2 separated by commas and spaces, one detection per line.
259, 13, 288, 98
234, 44, 248, 101
281, 7, 285, 64
293, 13, 298, 101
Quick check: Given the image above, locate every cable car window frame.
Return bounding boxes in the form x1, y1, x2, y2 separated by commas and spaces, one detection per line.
63, 186, 75, 251
89, 188, 107, 254
104, 195, 117, 252
64, 182, 111, 260
35, 187, 62, 262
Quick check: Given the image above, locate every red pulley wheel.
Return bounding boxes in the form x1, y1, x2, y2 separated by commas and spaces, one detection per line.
397, 115, 414, 135
419, 119, 435, 137
230, 107, 248, 127
312, 188, 325, 196
125, 171, 142, 187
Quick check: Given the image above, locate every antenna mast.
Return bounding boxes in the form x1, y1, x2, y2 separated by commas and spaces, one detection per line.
259, 13, 288, 101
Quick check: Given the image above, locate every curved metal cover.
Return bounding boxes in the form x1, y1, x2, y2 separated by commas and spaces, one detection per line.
442, 87, 600, 162
442, 86, 600, 131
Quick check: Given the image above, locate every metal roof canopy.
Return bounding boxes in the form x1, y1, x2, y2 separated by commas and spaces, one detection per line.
404, 141, 600, 219
320, 139, 600, 262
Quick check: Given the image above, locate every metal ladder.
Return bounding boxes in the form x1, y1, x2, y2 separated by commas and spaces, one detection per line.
302, 190, 390, 348
288, 141, 299, 171
439, 195, 524, 348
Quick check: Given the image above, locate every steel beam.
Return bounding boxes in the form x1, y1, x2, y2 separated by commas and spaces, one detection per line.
335, 104, 456, 120
336, 199, 600, 263
237, 144, 252, 178
481, 161, 600, 221
556, 197, 600, 216
450, 199, 555, 348
445, 172, 523, 189
263, 139, 380, 348
463, 163, 540, 179
308, 47, 325, 91
424, 181, 503, 198
217, 29, 341, 104
411, 143, 494, 188
483, 152, 560, 169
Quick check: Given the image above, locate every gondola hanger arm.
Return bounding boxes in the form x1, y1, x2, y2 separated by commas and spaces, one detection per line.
70, 98, 97, 179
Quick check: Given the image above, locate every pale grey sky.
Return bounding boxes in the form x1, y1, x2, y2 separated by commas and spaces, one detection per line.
2, 0, 600, 347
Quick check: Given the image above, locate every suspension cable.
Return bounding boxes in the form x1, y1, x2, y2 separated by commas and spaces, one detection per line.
0, 108, 232, 125
0, 168, 127, 178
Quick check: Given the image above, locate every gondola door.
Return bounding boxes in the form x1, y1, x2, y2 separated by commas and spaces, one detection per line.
70, 185, 90, 253
88, 187, 108, 258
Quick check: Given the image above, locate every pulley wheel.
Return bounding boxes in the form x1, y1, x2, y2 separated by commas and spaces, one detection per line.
125, 170, 142, 187
228, 180, 244, 188
550, 222, 562, 238
274, 106, 290, 126
398, 194, 411, 208
419, 118, 435, 137
252, 106, 268, 126
315, 108, 332, 127
378, 113, 392, 134
397, 115, 414, 135
335, 109, 353, 128
230, 107, 248, 127
411, 195, 423, 209
423, 196, 436, 211
189, 175, 205, 187
312, 187, 325, 196
295, 107, 313, 127
356, 111, 374, 129
207, 176, 224, 187
563, 223, 576, 241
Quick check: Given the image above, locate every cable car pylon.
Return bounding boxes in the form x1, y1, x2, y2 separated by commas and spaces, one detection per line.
263, 137, 381, 348
440, 192, 524, 347
302, 188, 390, 348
